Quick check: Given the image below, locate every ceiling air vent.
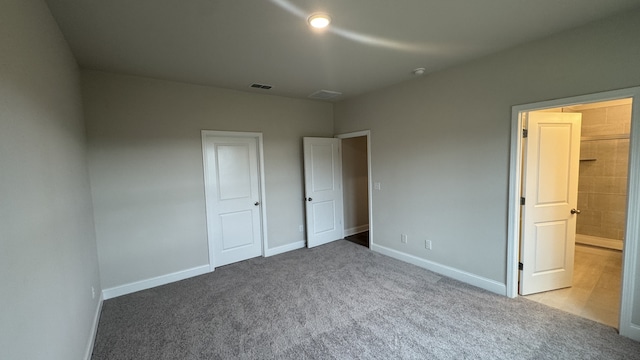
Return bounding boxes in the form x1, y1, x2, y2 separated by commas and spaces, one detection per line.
309, 90, 342, 100
250, 83, 272, 90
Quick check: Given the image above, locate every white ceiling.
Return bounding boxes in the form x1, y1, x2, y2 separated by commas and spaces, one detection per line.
45, 0, 640, 101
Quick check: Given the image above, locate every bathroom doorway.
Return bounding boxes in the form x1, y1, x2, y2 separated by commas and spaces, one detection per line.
506, 85, 640, 344
523, 98, 631, 327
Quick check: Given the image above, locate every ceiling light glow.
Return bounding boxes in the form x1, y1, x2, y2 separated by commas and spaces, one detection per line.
412, 67, 426, 76
308, 13, 331, 28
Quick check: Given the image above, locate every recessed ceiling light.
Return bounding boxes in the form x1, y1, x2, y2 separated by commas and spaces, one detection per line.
412, 67, 426, 76
308, 13, 331, 29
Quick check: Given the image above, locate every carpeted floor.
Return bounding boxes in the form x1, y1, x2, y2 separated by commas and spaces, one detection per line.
91, 240, 640, 359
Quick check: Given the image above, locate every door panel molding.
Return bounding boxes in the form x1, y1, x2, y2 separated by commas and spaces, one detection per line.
519, 112, 581, 295
303, 137, 344, 248
201, 130, 268, 270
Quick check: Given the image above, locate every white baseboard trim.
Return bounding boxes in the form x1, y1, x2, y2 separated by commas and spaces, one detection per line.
575, 234, 623, 250
620, 321, 640, 342
371, 243, 507, 296
265, 240, 306, 257
344, 224, 369, 237
102, 265, 210, 300
619, 316, 640, 341
84, 293, 103, 360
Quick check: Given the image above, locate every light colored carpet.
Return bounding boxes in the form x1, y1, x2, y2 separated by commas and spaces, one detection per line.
92, 240, 640, 359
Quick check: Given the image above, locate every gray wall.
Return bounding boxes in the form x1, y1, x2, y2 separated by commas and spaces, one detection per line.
342, 136, 369, 232
82, 71, 333, 289
334, 9, 640, 319
0, 1, 101, 359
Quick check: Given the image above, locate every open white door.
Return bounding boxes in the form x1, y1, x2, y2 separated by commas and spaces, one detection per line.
202, 132, 264, 268
303, 137, 344, 248
519, 112, 582, 295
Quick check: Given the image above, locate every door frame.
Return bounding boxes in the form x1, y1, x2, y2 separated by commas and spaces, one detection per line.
336, 130, 373, 247
201, 130, 269, 271
506, 87, 640, 340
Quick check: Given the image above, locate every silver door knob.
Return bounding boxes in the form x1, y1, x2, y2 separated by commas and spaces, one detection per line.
571, 208, 581, 214
254, 202, 260, 206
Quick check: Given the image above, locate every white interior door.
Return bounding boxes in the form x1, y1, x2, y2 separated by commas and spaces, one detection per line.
520, 112, 582, 295
303, 137, 344, 248
202, 133, 263, 268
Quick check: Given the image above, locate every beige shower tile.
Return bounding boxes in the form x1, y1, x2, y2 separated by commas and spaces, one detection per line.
583, 124, 625, 136
577, 192, 589, 209
596, 140, 618, 158
602, 211, 626, 230
581, 160, 604, 177
606, 105, 632, 125
592, 176, 627, 195
580, 108, 607, 128
576, 224, 603, 238
576, 209, 601, 227
578, 177, 594, 193
613, 176, 628, 195
604, 160, 629, 177
580, 142, 596, 159
589, 193, 627, 212
603, 228, 622, 241
617, 139, 630, 154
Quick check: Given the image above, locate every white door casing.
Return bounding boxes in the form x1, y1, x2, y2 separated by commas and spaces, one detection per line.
508, 87, 640, 341
303, 137, 344, 248
202, 132, 265, 268
519, 112, 582, 295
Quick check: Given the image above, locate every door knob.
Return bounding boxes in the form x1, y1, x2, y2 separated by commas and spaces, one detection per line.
307, 197, 313, 202
254, 202, 260, 206
571, 208, 581, 214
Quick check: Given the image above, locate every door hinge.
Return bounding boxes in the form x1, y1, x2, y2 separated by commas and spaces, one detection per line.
520, 197, 525, 205
519, 262, 524, 270
522, 129, 528, 138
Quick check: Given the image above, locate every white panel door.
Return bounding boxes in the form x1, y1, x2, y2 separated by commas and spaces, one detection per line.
520, 112, 582, 295
303, 137, 344, 248
202, 134, 263, 267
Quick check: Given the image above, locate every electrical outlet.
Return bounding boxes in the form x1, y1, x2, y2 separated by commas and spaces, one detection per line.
91, 286, 96, 299
425, 240, 432, 250
401, 234, 408, 244
374, 182, 381, 190
299, 225, 304, 232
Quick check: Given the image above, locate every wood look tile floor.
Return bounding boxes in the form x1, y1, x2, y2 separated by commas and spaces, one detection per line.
524, 244, 622, 328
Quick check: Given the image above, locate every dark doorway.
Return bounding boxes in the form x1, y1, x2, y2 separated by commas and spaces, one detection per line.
345, 231, 369, 248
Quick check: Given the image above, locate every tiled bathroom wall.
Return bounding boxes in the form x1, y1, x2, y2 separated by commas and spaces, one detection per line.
576, 104, 631, 241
